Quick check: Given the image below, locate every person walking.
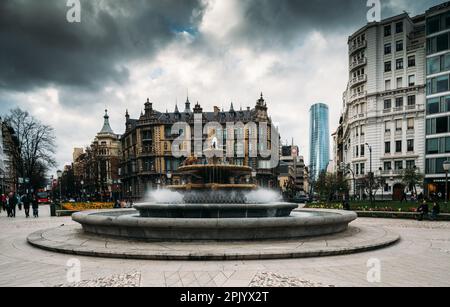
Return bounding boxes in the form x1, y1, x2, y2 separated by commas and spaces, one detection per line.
5, 193, 11, 217
22, 193, 32, 218
32, 193, 39, 218
8, 192, 18, 218
0, 194, 6, 215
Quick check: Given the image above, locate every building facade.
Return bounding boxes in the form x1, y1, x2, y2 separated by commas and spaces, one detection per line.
0, 118, 19, 194
278, 145, 307, 196
120, 95, 278, 200
424, 3, 450, 199
309, 103, 330, 182
334, 12, 427, 200
72, 111, 121, 200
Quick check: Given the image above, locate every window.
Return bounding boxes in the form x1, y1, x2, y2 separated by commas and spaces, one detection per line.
396, 58, 404, 70
427, 15, 441, 35
408, 55, 416, 67
428, 33, 450, 54
408, 75, 415, 87
427, 56, 441, 74
384, 43, 392, 55
384, 99, 392, 110
427, 139, 439, 154
395, 161, 403, 170
385, 79, 391, 90
396, 119, 402, 131
384, 162, 392, 171
385, 61, 392, 72
396, 40, 404, 52
395, 141, 402, 153
427, 74, 450, 95
360, 145, 365, 157
407, 118, 415, 130
384, 25, 391, 37
360, 163, 365, 175
397, 77, 403, 88
355, 164, 359, 175
436, 116, 449, 134
406, 160, 416, 170
437, 33, 449, 52
396, 21, 403, 34
407, 139, 414, 152
407, 95, 416, 107
355, 146, 359, 157
385, 142, 391, 154
385, 121, 391, 133
437, 75, 449, 92
427, 98, 440, 114
395, 97, 404, 108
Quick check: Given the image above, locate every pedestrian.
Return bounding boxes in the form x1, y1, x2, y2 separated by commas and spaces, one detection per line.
0, 194, 6, 215
22, 193, 32, 218
417, 200, 429, 221
32, 193, 39, 218
8, 191, 18, 218
431, 202, 441, 221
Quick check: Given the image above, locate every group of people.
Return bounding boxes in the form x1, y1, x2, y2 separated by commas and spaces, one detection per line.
114, 199, 134, 209
417, 201, 441, 221
0, 192, 40, 218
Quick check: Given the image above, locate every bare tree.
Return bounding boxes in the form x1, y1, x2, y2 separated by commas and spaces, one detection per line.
5, 108, 56, 190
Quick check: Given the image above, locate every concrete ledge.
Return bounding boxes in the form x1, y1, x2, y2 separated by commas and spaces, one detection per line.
56, 210, 79, 217
355, 211, 450, 221
27, 224, 400, 261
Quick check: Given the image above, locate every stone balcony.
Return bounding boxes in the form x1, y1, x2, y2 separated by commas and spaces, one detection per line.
349, 40, 367, 54
350, 74, 367, 88
349, 57, 367, 71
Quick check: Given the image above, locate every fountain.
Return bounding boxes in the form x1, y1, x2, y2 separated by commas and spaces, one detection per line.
71, 141, 357, 241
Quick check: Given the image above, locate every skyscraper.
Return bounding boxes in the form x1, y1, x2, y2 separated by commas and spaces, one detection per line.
309, 103, 330, 181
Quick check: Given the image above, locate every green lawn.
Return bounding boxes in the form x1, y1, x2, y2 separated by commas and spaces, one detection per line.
305, 201, 450, 214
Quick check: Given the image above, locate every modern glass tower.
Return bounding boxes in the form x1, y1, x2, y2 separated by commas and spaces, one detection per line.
309, 103, 330, 181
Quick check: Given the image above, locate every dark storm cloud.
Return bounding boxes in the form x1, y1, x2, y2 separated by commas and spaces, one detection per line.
225, 0, 445, 48
0, 0, 206, 93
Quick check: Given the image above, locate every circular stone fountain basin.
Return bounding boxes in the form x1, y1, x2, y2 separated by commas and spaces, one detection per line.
72, 208, 357, 241
133, 203, 298, 218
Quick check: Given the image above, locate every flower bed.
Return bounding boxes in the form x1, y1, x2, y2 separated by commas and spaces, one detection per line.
61, 202, 114, 211
305, 201, 450, 214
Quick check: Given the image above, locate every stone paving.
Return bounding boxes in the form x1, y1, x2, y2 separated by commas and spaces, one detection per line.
1, 206, 450, 287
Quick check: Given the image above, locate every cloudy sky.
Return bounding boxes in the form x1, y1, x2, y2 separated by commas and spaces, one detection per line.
0, 0, 446, 173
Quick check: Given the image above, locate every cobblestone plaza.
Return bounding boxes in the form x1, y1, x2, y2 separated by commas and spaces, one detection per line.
1, 206, 449, 287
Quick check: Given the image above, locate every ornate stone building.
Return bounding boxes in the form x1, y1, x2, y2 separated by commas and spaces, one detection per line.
73, 110, 121, 200
120, 94, 278, 199
0, 118, 19, 194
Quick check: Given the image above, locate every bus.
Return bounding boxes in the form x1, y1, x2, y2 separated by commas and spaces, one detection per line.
37, 191, 50, 204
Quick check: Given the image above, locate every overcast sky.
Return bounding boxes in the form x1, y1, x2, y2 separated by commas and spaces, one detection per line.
0, 0, 446, 174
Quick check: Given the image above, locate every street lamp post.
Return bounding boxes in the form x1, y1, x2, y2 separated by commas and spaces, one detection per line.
365, 143, 373, 205
57, 170, 62, 202
443, 161, 450, 204
80, 180, 84, 201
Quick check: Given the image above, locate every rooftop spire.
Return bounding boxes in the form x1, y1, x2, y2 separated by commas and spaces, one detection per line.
99, 109, 114, 134
184, 95, 191, 113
